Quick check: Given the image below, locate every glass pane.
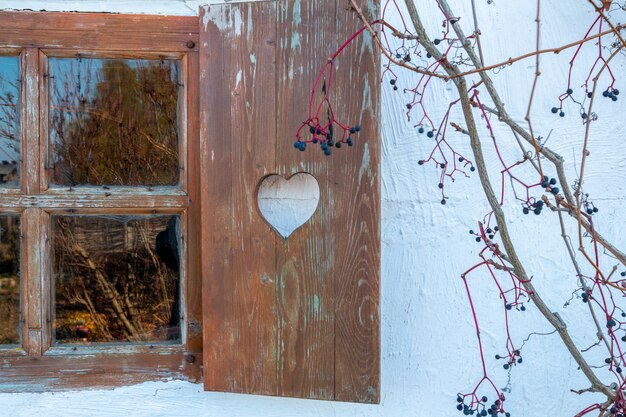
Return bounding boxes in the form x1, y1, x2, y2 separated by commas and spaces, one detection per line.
52, 215, 181, 344
0, 56, 20, 187
0, 214, 20, 345
48, 57, 181, 187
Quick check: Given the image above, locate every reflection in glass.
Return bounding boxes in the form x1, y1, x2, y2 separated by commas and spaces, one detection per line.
48, 57, 181, 187
0, 56, 20, 187
0, 214, 20, 345
53, 215, 181, 344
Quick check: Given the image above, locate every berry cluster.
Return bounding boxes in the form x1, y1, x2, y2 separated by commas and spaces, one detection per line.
601, 87, 620, 101
469, 227, 499, 243
522, 200, 545, 216
456, 394, 510, 417
495, 350, 523, 370
294, 121, 359, 156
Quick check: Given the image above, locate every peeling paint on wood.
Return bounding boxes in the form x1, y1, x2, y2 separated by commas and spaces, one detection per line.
200, 0, 380, 404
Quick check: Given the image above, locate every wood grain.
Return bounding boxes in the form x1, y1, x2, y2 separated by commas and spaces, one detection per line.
201, 0, 380, 403
0, 12, 198, 52
0, 11, 201, 388
332, 0, 381, 403
0, 350, 201, 392
275, 0, 337, 400
200, 2, 278, 395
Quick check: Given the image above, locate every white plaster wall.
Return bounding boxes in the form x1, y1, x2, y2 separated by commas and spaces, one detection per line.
1, 1, 625, 416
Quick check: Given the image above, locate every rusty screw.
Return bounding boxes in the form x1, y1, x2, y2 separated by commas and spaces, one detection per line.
186, 40, 196, 49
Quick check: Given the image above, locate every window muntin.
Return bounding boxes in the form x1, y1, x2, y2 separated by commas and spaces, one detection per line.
47, 57, 182, 187
0, 55, 20, 187
52, 214, 181, 345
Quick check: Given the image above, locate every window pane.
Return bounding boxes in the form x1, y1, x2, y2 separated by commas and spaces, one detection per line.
0, 214, 20, 345
52, 215, 181, 344
0, 56, 20, 187
48, 57, 181, 187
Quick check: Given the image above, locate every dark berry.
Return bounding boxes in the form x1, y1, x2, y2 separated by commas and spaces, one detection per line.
309, 126, 316, 134
459, 157, 464, 162
324, 148, 331, 156
440, 163, 446, 169
482, 396, 488, 403
418, 160, 424, 165
541, 180, 549, 188
347, 138, 353, 147
335, 142, 342, 148
593, 207, 598, 213
434, 38, 441, 45
612, 96, 618, 102
458, 396, 463, 403
390, 79, 396, 85
587, 92, 593, 98
550, 178, 557, 185
350, 127, 356, 134
606, 358, 612, 364
441, 199, 446, 205
494, 226, 499, 231
551, 187, 560, 195
354, 125, 361, 132
299, 142, 306, 151
294, 141, 301, 149
559, 111, 565, 117
534, 207, 542, 215
503, 364, 509, 370
476, 237, 482, 242
567, 88, 573, 95
582, 113, 587, 119
621, 272, 626, 277
470, 167, 476, 172
418, 127, 425, 134
607, 319, 616, 327
551, 107, 558, 114
603, 90, 610, 97
393, 86, 398, 91
427, 131, 435, 138
614, 89, 620, 96
426, 52, 432, 58
521, 306, 526, 311
406, 103, 412, 109
523, 207, 529, 214
458, 404, 464, 411
495, 354, 501, 359
438, 183, 444, 189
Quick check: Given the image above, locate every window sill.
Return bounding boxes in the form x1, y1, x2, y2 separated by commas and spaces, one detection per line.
0, 348, 201, 392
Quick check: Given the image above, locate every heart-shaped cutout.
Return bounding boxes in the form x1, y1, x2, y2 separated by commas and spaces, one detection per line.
257, 173, 320, 239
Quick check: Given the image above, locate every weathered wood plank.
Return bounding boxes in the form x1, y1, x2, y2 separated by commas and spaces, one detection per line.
201, 2, 278, 395
275, 0, 337, 400
200, 0, 380, 402
332, 0, 381, 403
0, 351, 201, 392
0, 29, 198, 52
185, 51, 203, 354
0, 12, 198, 34
23, 48, 39, 195
0, 194, 189, 209
23, 208, 43, 355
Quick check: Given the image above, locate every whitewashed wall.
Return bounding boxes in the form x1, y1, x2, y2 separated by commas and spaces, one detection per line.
0, 1, 625, 416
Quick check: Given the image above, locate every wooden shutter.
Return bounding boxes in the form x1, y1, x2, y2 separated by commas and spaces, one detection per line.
199, 0, 380, 403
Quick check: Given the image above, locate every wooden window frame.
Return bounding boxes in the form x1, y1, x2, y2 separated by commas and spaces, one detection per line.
0, 11, 203, 391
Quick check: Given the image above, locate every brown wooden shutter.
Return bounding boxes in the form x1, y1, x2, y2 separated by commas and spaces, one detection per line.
199, 0, 380, 403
